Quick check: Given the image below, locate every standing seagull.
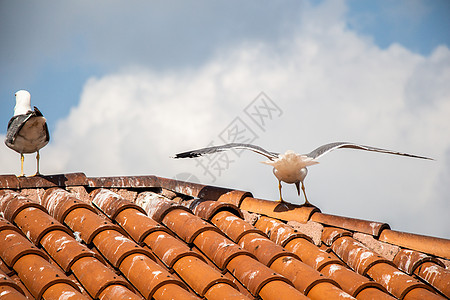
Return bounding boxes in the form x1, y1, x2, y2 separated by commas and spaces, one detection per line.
5, 90, 50, 177
173, 142, 432, 205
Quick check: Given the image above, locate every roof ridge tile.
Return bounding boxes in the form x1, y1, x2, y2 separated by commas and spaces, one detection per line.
240, 197, 319, 223
379, 229, 450, 260
155, 176, 252, 204
311, 212, 390, 237
0, 175, 20, 190
18, 173, 88, 189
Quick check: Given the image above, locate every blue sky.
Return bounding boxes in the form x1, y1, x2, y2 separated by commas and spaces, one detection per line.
1, 0, 449, 238
1, 0, 449, 131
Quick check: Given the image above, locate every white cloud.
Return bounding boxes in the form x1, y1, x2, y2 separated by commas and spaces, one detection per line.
1, 1, 449, 238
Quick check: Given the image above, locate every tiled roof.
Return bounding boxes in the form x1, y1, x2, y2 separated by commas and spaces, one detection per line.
0, 173, 448, 300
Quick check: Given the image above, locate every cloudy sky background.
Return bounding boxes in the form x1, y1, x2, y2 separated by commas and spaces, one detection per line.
1, 0, 449, 238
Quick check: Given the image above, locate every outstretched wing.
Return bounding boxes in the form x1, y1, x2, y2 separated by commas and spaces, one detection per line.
305, 142, 433, 160
173, 143, 279, 160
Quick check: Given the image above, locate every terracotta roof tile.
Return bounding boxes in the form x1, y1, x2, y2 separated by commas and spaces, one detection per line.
365, 262, 440, 299
92, 189, 250, 299
379, 229, 450, 260
163, 209, 222, 244
18, 173, 88, 189
255, 215, 315, 246
0, 173, 448, 299
239, 197, 319, 223
353, 232, 400, 261
330, 235, 395, 275
116, 208, 171, 245
42, 187, 98, 224
0, 190, 45, 222
194, 230, 252, 270
145, 230, 204, 269
311, 212, 390, 237
0, 227, 86, 299
393, 248, 445, 274
188, 199, 244, 221
0, 269, 27, 299
393, 249, 450, 297
253, 216, 392, 299
14, 206, 73, 245
212, 210, 267, 244
0, 175, 20, 190
0, 228, 49, 266
90, 188, 146, 220
413, 262, 450, 298
70, 256, 136, 299
41, 230, 101, 272
205, 208, 354, 299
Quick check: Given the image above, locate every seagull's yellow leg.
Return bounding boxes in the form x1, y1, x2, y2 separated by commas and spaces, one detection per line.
301, 181, 311, 205
34, 151, 41, 176
19, 154, 25, 177
277, 180, 284, 202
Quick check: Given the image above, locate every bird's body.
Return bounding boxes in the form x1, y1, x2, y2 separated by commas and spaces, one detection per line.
261, 150, 318, 184
5, 90, 49, 176
173, 142, 432, 205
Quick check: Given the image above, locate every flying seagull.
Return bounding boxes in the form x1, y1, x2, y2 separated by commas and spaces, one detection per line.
173, 142, 432, 205
5, 90, 50, 177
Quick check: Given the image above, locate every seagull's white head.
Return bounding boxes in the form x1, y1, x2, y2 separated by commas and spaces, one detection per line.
261, 150, 319, 187
14, 90, 32, 116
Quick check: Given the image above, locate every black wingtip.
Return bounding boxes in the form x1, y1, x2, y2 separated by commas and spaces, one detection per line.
33, 106, 44, 117
172, 152, 199, 159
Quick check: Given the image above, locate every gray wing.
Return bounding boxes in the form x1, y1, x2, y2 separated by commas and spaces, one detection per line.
305, 142, 433, 160
173, 143, 279, 160
35, 107, 50, 144
5, 113, 33, 145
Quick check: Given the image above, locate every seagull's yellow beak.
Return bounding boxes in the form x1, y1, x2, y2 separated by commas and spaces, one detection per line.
295, 181, 301, 196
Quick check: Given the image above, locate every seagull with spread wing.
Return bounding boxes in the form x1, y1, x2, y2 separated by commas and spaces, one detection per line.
5, 90, 50, 177
173, 142, 432, 205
